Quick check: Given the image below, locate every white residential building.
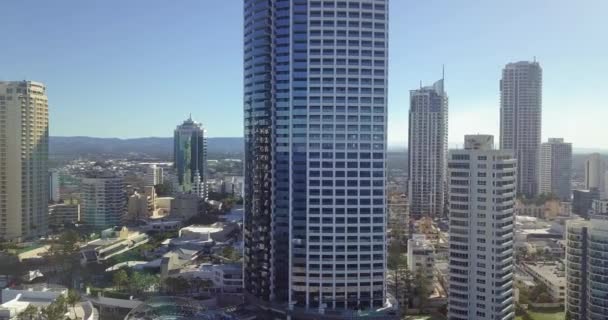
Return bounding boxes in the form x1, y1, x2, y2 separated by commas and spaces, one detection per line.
448, 135, 516, 320
408, 78, 448, 219
591, 199, 608, 217
49, 170, 61, 203
585, 153, 606, 196
407, 234, 435, 281
0, 81, 49, 241
144, 164, 163, 187
500, 61, 542, 198
565, 218, 608, 319
539, 138, 572, 200
81, 172, 126, 229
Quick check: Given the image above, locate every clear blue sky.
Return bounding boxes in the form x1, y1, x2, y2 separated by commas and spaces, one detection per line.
2, 1, 607, 148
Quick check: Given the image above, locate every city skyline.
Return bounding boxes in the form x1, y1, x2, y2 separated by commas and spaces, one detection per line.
2, 1, 608, 149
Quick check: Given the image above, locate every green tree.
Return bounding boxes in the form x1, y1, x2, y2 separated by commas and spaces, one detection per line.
65, 289, 80, 316
154, 182, 173, 196
529, 282, 551, 303
220, 246, 242, 262
129, 272, 160, 296
387, 238, 411, 315
18, 305, 38, 320
413, 269, 432, 313
112, 269, 129, 291
41, 295, 67, 320
174, 276, 191, 294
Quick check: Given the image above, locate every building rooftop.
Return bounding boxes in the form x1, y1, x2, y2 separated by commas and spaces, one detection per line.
524, 262, 566, 286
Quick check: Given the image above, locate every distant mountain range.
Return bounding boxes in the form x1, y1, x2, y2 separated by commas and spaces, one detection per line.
50, 136, 605, 160
50, 136, 244, 158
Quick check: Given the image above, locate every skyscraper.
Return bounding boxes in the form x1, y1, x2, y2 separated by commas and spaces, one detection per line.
81, 172, 127, 229
538, 138, 572, 200
173, 117, 207, 199
585, 153, 606, 195
565, 218, 608, 320
243, 0, 389, 317
500, 61, 542, 198
0, 81, 49, 241
448, 135, 516, 320
408, 78, 448, 219
49, 170, 61, 203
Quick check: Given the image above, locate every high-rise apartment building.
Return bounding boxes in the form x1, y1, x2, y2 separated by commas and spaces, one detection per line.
49, 170, 61, 203
0, 81, 49, 241
565, 218, 608, 320
408, 79, 448, 219
81, 172, 127, 229
585, 153, 606, 195
243, 0, 389, 317
447, 135, 516, 320
144, 164, 163, 187
500, 61, 542, 198
539, 138, 572, 200
174, 117, 207, 199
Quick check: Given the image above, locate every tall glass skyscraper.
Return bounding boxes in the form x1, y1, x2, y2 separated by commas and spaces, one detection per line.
243, 0, 390, 317
173, 117, 207, 199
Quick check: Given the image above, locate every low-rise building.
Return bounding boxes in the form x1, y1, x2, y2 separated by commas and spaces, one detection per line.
80, 227, 149, 264
591, 199, 608, 217
175, 263, 243, 294
406, 234, 434, 280
154, 197, 173, 217
522, 262, 566, 304
170, 194, 202, 220
178, 222, 239, 243
128, 192, 150, 220
572, 189, 600, 217
516, 198, 570, 220
48, 203, 80, 227
140, 220, 182, 233
0, 286, 67, 320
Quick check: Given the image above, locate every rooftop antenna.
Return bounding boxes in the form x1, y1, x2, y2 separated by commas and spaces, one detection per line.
441, 64, 446, 95
189, 113, 192, 120
533, 56, 537, 63
419, 80, 422, 89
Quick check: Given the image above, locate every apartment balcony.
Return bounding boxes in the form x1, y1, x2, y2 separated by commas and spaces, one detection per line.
497, 287, 513, 299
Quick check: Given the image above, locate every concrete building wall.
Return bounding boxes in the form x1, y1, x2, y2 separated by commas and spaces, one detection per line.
0, 81, 49, 241
500, 61, 542, 198
448, 135, 516, 320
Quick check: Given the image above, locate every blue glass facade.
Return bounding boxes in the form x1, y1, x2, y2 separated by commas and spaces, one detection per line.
244, 0, 388, 315
173, 118, 207, 194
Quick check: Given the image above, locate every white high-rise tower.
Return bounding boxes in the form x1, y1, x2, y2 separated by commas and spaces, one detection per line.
500, 61, 542, 198
448, 135, 516, 320
585, 153, 606, 195
408, 78, 448, 219
0, 81, 49, 241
